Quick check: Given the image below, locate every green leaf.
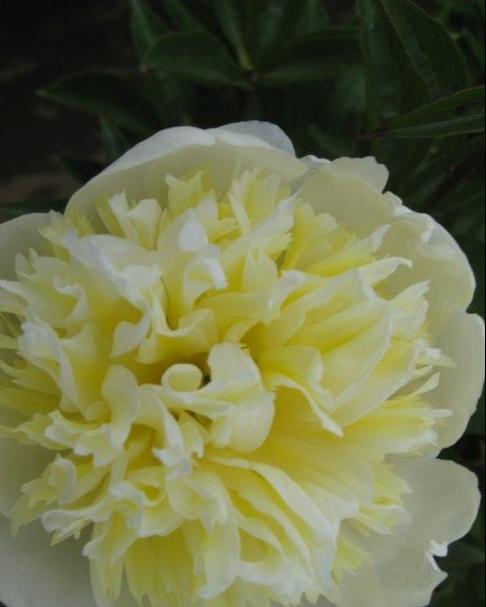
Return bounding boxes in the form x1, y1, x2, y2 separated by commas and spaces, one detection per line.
212, 0, 330, 68
39, 72, 158, 135
358, 0, 470, 129
308, 66, 365, 158
358, 0, 400, 125
143, 31, 248, 88
162, 0, 206, 31
357, 0, 439, 184
130, 0, 187, 127
438, 0, 484, 22
100, 118, 130, 163
378, 0, 469, 99
396, 145, 448, 210
130, 0, 167, 59
261, 0, 331, 58
144, 72, 187, 126
461, 29, 486, 74
277, 0, 330, 38
320, 64, 366, 151
367, 87, 485, 138
440, 167, 485, 214
212, 0, 253, 69
309, 125, 355, 158
260, 29, 360, 85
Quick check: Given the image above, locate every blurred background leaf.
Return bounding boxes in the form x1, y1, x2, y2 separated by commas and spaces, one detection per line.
130, 0, 167, 58
0, 1, 484, 605
143, 30, 250, 88
362, 86, 484, 138
39, 71, 160, 135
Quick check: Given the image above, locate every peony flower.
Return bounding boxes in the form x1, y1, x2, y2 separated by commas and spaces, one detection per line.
0, 122, 483, 607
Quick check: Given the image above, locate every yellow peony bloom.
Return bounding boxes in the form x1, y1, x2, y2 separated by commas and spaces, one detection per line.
0, 122, 483, 607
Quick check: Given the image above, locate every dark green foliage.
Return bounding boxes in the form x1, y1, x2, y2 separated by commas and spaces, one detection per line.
130, 0, 167, 57
143, 31, 249, 88
364, 86, 485, 138
2, 2, 484, 605
39, 71, 159, 135
258, 29, 361, 85
100, 118, 131, 163
162, 0, 209, 32
377, 0, 469, 98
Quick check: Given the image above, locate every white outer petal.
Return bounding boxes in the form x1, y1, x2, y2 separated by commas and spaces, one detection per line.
67, 124, 304, 222
382, 210, 476, 333
432, 311, 485, 447
0, 516, 96, 607
0, 213, 49, 279
336, 458, 480, 607
212, 121, 296, 155
298, 161, 476, 334
327, 156, 389, 193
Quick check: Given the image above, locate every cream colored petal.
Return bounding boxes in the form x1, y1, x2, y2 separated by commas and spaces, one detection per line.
0, 516, 97, 607
298, 162, 395, 235
431, 310, 485, 447
299, 163, 475, 333
0, 213, 49, 279
67, 126, 305, 222
197, 519, 241, 599
335, 340, 419, 426
381, 208, 475, 333
400, 458, 480, 549
211, 121, 296, 156
99, 127, 215, 176
260, 345, 340, 435
299, 155, 388, 195
336, 457, 480, 607
330, 157, 389, 193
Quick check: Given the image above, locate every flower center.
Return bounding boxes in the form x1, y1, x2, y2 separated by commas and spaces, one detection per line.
0, 168, 450, 607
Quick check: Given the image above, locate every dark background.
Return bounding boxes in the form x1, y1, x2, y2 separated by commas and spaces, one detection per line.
0, 1, 484, 606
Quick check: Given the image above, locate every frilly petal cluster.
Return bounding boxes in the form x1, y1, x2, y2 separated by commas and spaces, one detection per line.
0, 122, 483, 607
